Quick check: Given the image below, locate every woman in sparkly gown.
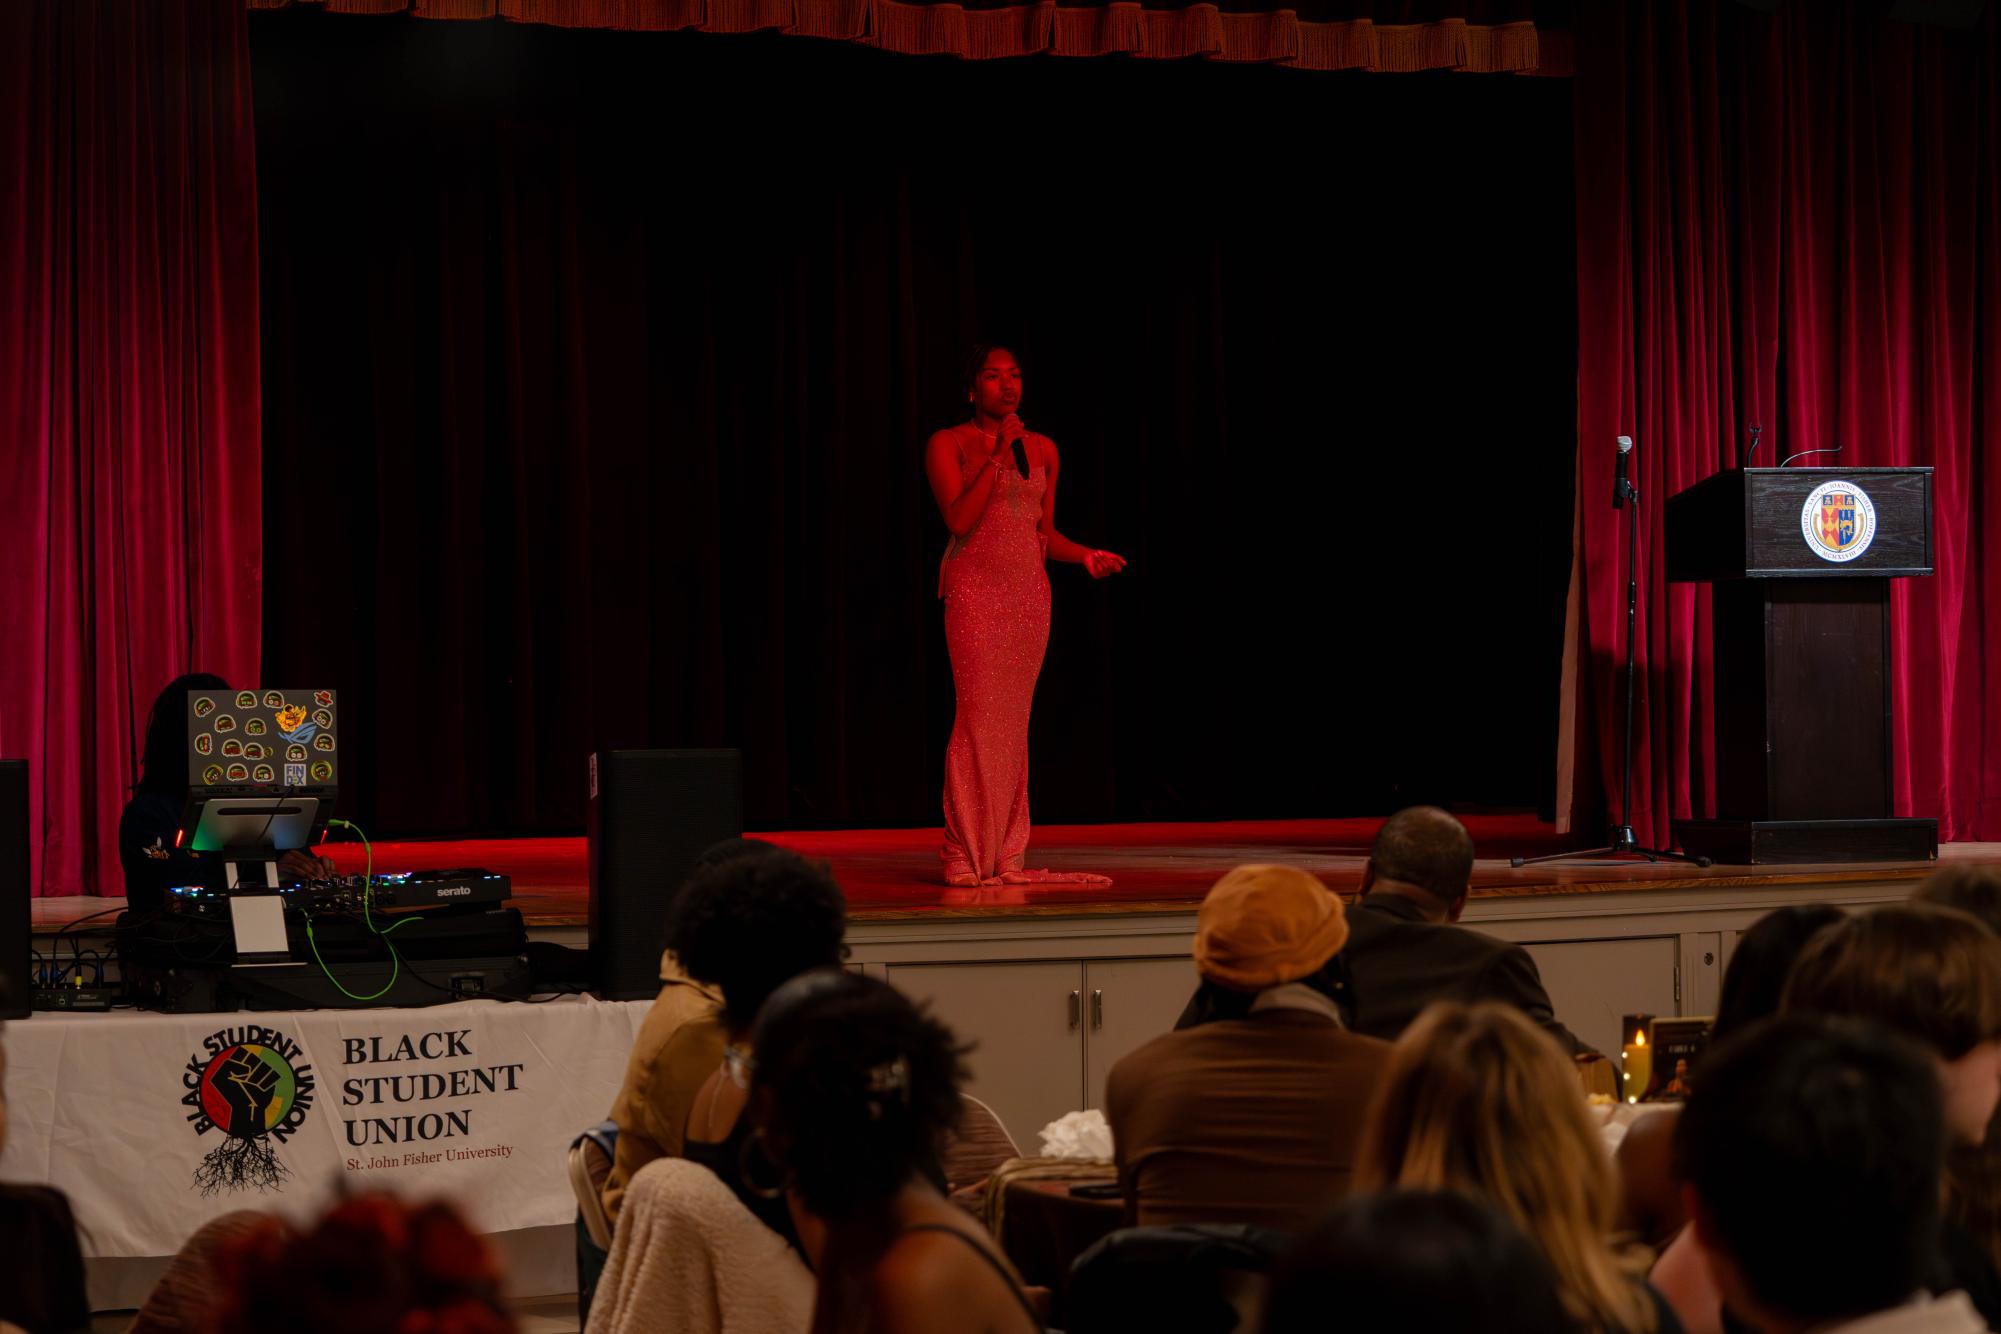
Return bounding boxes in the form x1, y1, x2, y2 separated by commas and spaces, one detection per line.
925, 346, 1126, 887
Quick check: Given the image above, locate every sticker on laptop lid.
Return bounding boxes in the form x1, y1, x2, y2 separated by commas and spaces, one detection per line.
193, 697, 216, 718
235, 691, 257, 709
195, 733, 213, 756
312, 709, 333, 729
225, 762, 248, 782
313, 690, 333, 708
202, 764, 223, 785
314, 733, 335, 751
287, 744, 307, 762
213, 714, 235, 732
252, 764, 274, 784
285, 762, 307, 787
309, 760, 333, 783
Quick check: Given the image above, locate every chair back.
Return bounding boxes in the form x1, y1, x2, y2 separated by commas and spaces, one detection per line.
941, 1093, 1022, 1194
1065, 1223, 1290, 1334
570, 1120, 620, 1250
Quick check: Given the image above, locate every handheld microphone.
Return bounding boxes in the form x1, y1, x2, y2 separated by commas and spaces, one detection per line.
1011, 437, 1030, 479
1613, 435, 1634, 509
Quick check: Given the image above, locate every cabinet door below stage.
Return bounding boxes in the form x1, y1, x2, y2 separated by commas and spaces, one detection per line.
889, 960, 1084, 1152
1521, 935, 1682, 1062
1083, 957, 1202, 1114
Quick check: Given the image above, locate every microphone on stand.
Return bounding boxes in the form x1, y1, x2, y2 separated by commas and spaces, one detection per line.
1613, 435, 1635, 509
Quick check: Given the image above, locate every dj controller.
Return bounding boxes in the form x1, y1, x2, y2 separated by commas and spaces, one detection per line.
135, 869, 531, 1012
165, 868, 513, 920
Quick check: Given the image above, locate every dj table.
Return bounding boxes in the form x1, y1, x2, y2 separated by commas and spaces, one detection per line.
0, 993, 649, 1305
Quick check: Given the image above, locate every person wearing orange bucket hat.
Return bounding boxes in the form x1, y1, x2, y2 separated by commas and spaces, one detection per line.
1103, 865, 1393, 1232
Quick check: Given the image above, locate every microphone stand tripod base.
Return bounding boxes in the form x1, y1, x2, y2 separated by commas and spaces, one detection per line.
1510, 827, 1711, 870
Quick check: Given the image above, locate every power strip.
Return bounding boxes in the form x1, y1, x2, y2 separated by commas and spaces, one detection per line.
32, 987, 118, 1012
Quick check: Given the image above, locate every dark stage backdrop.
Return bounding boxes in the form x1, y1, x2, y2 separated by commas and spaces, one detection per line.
254, 13, 1576, 837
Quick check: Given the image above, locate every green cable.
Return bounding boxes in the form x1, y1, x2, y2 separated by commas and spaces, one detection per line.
327, 817, 420, 936
303, 915, 401, 1002
305, 817, 405, 1000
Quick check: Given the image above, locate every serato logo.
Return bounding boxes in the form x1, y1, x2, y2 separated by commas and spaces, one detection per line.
182, 1025, 317, 1194
437, 886, 471, 897
1800, 480, 1877, 563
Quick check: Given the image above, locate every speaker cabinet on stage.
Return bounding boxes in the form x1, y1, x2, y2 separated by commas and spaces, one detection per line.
1, 760, 28, 1018
587, 749, 741, 1000
1665, 467, 1937, 864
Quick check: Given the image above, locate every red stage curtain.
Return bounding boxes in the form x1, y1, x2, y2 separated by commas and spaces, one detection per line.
243, 0, 1569, 71
0, 0, 264, 897
1571, 0, 2000, 846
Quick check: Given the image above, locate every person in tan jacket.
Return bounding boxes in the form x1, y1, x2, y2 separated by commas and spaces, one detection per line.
600, 839, 773, 1225
601, 953, 726, 1225
1105, 864, 1391, 1232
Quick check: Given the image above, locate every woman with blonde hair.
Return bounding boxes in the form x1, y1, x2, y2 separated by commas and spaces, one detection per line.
1356, 1001, 1674, 1334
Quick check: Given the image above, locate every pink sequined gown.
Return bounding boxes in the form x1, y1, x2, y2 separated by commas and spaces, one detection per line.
939, 451, 1050, 883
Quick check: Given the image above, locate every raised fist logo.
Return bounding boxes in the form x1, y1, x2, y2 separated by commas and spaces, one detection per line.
218, 1047, 280, 1134
199, 1045, 295, 1140
188, 1034, 315, 1196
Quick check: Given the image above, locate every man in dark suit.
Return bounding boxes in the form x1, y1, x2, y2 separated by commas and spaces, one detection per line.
1342, 806, 1592, 1055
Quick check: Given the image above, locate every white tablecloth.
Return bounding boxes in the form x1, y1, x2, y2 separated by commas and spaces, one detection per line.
0, 995, 649, 1261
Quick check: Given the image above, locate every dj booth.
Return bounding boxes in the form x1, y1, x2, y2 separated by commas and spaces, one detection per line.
3, 689, 692, 1305
0, 993, 649, 1304
110, 688, 560, 1013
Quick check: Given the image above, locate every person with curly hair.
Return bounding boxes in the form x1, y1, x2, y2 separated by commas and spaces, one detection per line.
210, 1193, 513, 1334
749, 970, 1041, 1334
668, 846, 848, 1253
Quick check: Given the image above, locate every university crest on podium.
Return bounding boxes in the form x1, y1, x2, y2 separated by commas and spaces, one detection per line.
1800, 480, 1877, 563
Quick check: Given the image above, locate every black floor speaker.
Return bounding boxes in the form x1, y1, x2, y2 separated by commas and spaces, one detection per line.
1, 760, 28, 1018
587, 748, 741, 1000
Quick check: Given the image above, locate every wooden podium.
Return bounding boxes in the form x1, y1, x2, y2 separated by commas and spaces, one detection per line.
1665, 468, 1938, 865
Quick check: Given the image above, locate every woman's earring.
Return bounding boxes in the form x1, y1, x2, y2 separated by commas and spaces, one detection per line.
740, 1126, 790, 1200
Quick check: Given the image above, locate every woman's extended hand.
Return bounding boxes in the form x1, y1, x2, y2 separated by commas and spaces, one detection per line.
1085, 549, 1127, 579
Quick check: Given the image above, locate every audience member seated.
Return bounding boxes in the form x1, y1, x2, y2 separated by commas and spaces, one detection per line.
211, 1193, 515, 1334
127, 1210, 269, 1334
0, 1004, 90, 1334
1262, 1188, 1578, 1334
1916, 864, 2001, 927
1915, 865, 2001, 1279
750, 970, 1043, 1334
1251, 806, 1594, 1057
601, 838, 782, 1228
1780, 902, 2001, 1328
1106, 864, 1390, 1231
1620, 904, 1843, 1252
1356, 1001, 1675, 1334
1677, 1014, 1985, 1334
671, 847, 848, 1257
586, 1157, 813, 1334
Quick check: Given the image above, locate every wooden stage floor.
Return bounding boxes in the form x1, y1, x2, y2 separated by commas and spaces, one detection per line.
32, 815, 2001, 931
